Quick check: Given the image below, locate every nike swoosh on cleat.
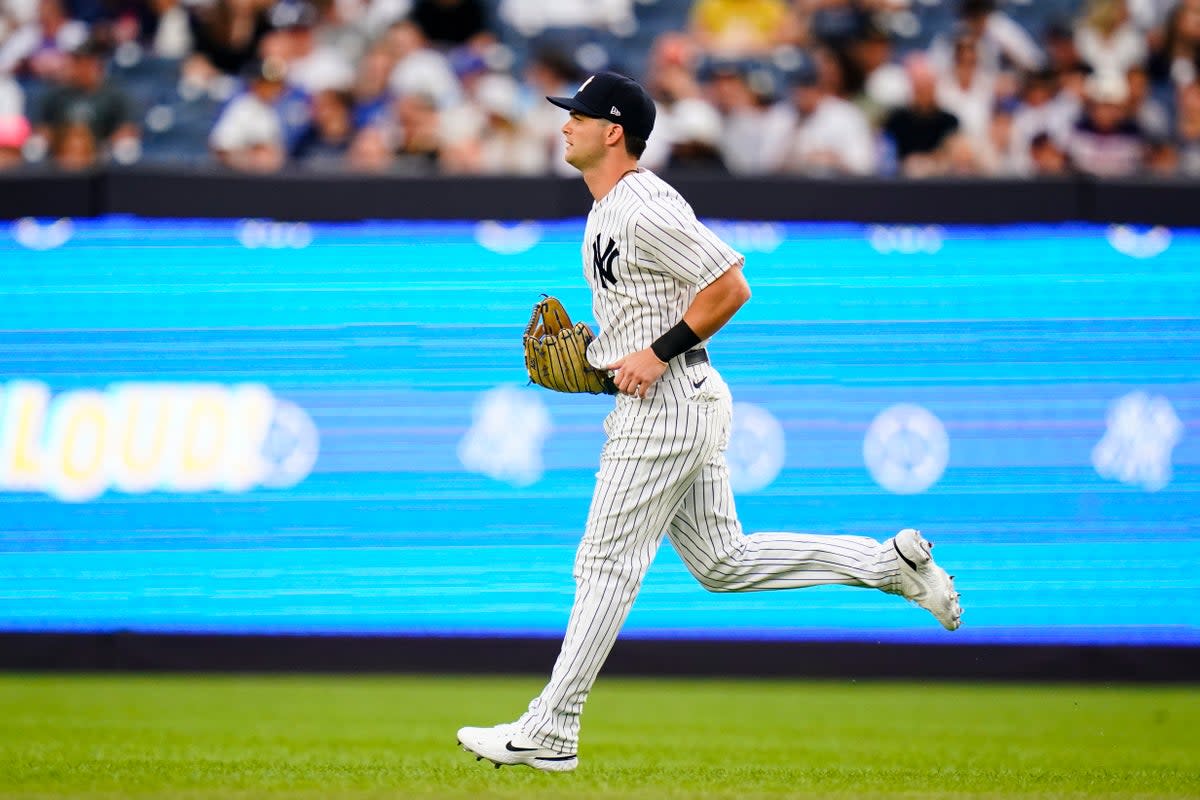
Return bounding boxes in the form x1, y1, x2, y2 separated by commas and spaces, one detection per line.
505, 741, 539, 752
893, 539, 918, 571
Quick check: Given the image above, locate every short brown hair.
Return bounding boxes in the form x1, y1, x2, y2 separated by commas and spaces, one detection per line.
624, 134, 647, 158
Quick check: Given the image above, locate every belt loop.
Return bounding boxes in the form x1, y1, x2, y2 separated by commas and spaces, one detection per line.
684, 348, 709, 367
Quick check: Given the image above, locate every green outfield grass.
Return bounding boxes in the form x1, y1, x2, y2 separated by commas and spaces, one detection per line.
0, 673, 1197, 799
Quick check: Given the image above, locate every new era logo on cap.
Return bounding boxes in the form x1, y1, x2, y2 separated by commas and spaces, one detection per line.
546, 71, 655, 140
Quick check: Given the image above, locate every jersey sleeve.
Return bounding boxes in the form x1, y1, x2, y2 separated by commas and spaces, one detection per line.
633, 202, 744, 291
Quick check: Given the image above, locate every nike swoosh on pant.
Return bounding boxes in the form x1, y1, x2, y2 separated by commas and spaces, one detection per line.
893, 539, 919, 571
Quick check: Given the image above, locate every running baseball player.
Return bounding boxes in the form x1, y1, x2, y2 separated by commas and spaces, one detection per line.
458, 71, 963, 773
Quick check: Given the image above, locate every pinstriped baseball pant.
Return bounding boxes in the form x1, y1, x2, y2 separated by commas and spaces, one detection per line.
518, 364, 904, 752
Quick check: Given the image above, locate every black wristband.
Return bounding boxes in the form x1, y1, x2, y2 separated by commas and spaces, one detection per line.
651, 320, 701, 363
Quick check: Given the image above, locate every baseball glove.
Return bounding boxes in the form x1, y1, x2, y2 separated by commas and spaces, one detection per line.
523, 296, 617, 395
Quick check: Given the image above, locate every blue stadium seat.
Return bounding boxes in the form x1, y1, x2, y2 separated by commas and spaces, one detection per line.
140, 92, 222, 165
16, 77, 52, 122
1005, 0, 1085, 40
109, 53, 183, 117
904, 0, 958, 52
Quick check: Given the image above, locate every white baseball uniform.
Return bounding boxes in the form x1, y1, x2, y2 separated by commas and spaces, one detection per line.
518, 169, 907, 752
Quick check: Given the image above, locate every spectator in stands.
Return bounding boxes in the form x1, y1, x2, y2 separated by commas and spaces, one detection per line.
941, 131, 987, 175
1044, 21, 1085, 77
1126, 63, 1169, 138
663, 96, 727, 173
937, 33, 995, 157
688, 0, 793, 56
350, 42, 395, 128
1029, 130, 1071, 175
49, 116, 98, 167
383, 89, 441, 173
292, 87, 356, 168
1009, 68, 1078, 175
357, 0, 407, 40
1127, 0, 1174, 83
208, 55, 286, 171
440, 71, 546, 174
1075, 0, 1147, 76
1173, 78, 1200, 174
1144, 134, 1178, 173
760, 49, 875, 175
383, 18, 461, 110
107, 0, 189, 56
804, 0, 907, 48
1058, 58, 1093, 109
141, 0, 194, 58
188, 0, 272, 76
0, 0, 88, 78
344, 122, 395, 171
1147, 0, 1200, 87
882, 55, 959, 177
256, 27, 315, 154
495, 0, 635, 38
0, 68, 23, 117
1065, 69, 1146, 176
812, 40, 848, 97
446, 45, 490, 101
844, 16, 908, 124
35, 38, 140, 163
411, 0, 494, 51
521, 46, 581, 176
0, 0, 25, 42
701, 57, 774, 174
637, 31, 708, 172
309, 0, 370, 68
930, 0, 1043, 77
1129, 0, 1177, 35
980, 98, 1018, 175
0, 113, 30, 168
267, 1, 355, 94
646, 31, 702, 105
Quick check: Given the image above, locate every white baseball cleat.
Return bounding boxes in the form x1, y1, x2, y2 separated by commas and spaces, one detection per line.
892, 528, 963, 631
456, 722, 578, 772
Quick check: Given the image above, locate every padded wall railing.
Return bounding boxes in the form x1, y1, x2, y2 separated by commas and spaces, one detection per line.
3, 167, 1199, 225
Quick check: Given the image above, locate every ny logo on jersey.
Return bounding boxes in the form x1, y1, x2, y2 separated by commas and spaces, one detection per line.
592, 235, 620, 289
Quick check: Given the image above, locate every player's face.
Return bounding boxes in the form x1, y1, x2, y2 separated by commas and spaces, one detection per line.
562, 112, 611, 169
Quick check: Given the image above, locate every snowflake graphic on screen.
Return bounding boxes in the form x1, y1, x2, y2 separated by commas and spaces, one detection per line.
862, 403, 949, 495
1092, 392, 1183, 492
458, 385, 551, 487
726, 402, 785, 493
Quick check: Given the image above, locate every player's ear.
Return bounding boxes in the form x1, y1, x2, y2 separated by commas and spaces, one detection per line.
606, 123, 624, 146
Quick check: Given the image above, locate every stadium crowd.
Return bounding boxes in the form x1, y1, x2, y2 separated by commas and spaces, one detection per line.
0, 0, 1195, 177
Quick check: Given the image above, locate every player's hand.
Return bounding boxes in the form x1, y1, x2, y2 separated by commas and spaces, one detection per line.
607, 349, 668, 399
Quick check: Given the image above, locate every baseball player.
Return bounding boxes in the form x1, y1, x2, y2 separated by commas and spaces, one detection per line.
458, 72, 963, 773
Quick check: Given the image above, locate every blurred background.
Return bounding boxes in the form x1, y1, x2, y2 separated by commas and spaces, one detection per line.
0, 0, 1197, 678
0, 0, 1198, 177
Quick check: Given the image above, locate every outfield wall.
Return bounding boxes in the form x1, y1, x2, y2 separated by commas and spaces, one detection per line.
0, 173, 1197, 679
4, 168, 1200, 224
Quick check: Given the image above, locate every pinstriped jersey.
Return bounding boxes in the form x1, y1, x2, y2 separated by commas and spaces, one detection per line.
581, 169, 744, 370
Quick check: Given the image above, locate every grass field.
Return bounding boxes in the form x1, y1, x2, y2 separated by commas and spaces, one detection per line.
0, 674, 1197, 799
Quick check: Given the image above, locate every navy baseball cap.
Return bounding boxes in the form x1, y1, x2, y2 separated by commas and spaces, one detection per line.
547, 71, 656, 140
